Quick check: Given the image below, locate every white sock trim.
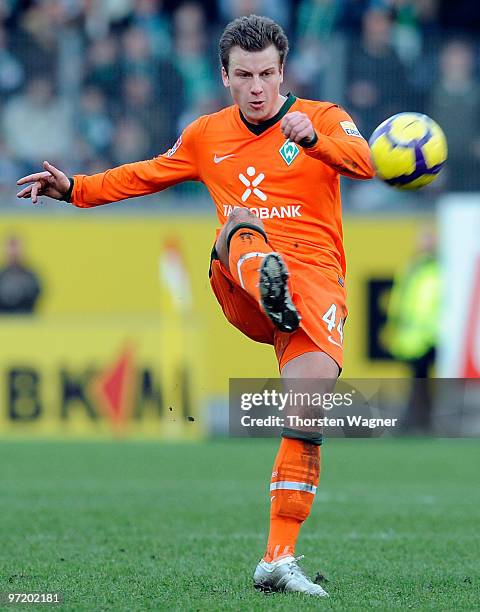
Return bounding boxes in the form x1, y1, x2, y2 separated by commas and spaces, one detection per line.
270, 480, 317, 494
236, 251, 267, 290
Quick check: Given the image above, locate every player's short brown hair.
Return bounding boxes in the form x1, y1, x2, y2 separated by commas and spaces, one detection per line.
219, 14, 289, 72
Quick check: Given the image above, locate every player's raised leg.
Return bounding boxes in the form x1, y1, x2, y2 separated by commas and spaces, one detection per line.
254, 351, 339, 597
215, 208, 300, 332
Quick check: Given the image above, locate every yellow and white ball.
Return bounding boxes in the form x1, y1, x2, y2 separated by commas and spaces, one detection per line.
369, 112, 448, 190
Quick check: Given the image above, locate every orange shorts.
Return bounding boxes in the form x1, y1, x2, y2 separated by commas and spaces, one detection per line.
209, 247, 347, 371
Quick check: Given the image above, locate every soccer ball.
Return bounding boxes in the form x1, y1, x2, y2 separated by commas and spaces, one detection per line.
368, 112, 448, 190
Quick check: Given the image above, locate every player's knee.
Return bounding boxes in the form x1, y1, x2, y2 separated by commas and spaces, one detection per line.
226, 209, 265, 242
225, 211, 265, 251
228, 207, 262, 228
215, 209, 265, 268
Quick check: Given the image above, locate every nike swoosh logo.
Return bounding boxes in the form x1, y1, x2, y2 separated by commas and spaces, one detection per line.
327, 335, 342, 348
214, 153, 235, 164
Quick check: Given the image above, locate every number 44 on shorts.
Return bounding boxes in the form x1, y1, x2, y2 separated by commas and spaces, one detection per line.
322, 303, 344, 346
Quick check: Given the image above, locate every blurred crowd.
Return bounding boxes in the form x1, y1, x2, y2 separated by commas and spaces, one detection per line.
0, 0, 479, 208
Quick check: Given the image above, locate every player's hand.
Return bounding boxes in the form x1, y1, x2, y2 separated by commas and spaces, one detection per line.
281, 111, 316, 145
16, 161, 71, 204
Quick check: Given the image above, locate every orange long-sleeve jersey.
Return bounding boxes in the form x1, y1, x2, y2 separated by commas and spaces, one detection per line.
72, 94, 374, 277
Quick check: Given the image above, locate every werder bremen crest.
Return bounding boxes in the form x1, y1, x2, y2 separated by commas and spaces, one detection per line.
279, 140, 300, 166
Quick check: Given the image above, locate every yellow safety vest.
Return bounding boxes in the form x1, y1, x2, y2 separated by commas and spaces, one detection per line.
385, 255, 440, 361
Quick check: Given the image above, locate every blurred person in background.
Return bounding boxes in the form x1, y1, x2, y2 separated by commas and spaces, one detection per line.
0, 137, 22, 198
77, 85, 114, 160
428, 39, 480, 192
120, 23, 156, 103
130, 0, 172, 60
121, 24, 158, 78
2, 76, 72, 174
69, 135, 111, 176
0, 23, 25, 100
173, 2, 220, 128
385, 226, 440, 433
0, 234, 42, 314
110, 116, 150, 165
83, 0, 133, 39
121, 24, 184, 146
288, 0, 342, 99
120, 73, 181, 155
0, 137, 22, 201
218, 0, 291, 33
14, 0, 67, 77
84, 35, 122, 102
389, 0, 440, 62
388, 0, 440, 110
347, 7, 411, 137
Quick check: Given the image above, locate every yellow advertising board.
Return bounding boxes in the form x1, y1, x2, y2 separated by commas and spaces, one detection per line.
0, 213, 433, 437
0, 317, 203, 438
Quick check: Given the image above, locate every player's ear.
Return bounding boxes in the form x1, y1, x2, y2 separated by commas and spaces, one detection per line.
221, 66, 230, 88
279, 63, 284, 84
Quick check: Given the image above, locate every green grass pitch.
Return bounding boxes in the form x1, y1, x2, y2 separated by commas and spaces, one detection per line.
0, 438, 479, 610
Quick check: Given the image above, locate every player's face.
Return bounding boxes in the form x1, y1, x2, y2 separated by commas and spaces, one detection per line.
222, 45, 284, 124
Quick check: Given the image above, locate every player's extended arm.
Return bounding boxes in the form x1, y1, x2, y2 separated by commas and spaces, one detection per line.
71, 150, 198, 208
281, 107, 374, 180
72, 120, 202, 207
16, 121, 201, 208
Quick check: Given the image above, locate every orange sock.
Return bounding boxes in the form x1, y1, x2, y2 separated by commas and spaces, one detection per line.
264, 438, 321, 562
228, 225, 271, 302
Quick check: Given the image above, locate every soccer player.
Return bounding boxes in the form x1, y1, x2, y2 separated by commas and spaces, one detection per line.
17, 15, 374, 597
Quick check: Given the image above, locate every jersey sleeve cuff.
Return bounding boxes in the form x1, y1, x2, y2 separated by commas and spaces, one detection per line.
299, 131, 318, 148
61, 178, 74, 202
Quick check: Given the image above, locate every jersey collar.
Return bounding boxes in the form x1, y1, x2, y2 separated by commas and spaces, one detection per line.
239, 92, 297, 135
